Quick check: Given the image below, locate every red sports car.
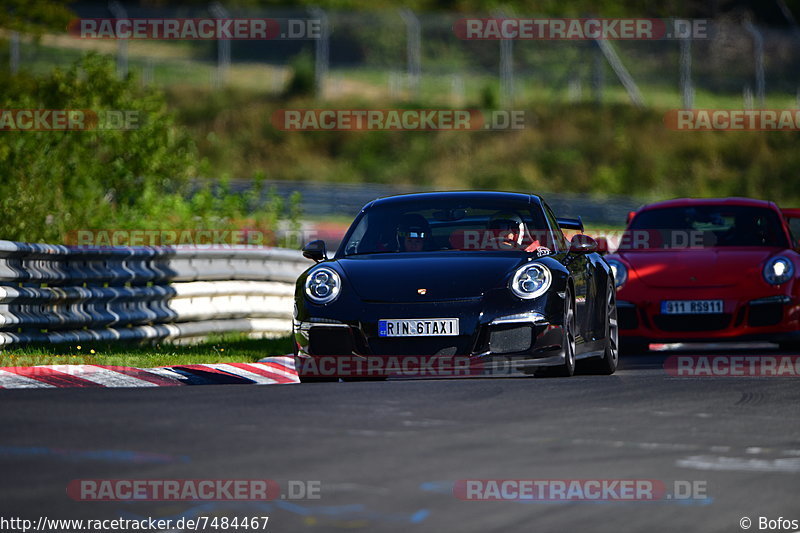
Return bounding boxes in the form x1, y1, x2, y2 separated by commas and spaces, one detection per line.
604, 197, 800, 354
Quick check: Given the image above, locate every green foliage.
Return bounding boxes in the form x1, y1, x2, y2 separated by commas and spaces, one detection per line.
167, 88, 800, 208
284, 50, 316, 99
0, 0, 73, 34
0, 54, 299, 244
480, 83, 499, 110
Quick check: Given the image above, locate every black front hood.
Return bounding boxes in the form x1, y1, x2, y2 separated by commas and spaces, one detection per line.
336, 252, 526, 302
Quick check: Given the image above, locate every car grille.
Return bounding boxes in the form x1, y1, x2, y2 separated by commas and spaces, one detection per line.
488, 325, 533, 354
308, 327, 355, 356
653, 314, 732, 332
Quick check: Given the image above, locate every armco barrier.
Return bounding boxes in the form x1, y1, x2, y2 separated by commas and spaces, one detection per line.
0, 241, 311, 346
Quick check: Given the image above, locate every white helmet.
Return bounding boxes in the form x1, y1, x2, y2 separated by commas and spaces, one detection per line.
488, 211, 525, 246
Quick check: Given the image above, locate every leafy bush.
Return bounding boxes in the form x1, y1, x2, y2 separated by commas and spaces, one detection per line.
284, 50, 316, 99
166, 88, 800, 209
0, 54, 299, 244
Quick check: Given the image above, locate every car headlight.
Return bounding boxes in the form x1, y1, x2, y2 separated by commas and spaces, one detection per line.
763, 256, 794, 285
305, 267, 341, 304
606, 259, 628, 288
510, 263, 552, 299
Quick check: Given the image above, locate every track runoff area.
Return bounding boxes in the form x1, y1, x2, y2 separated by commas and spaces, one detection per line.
0, 342, 798, 532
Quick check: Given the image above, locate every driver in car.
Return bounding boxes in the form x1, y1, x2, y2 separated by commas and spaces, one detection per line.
487, 211, 551, 253
396, 214, 430, 252
488, 212, 526, 250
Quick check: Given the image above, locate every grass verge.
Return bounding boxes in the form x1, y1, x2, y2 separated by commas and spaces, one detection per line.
0, 334, 294, 369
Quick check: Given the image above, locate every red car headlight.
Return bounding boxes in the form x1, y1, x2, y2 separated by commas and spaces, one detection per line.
606, 259, 628, 288
763, 257, 794, 285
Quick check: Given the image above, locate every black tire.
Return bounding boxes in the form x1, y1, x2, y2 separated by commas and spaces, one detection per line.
586, 281, 619, 375
619, 339, 650, 356
551, 288, 577, 377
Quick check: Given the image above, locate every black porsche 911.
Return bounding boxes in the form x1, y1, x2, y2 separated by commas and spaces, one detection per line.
293, 191, 618, 379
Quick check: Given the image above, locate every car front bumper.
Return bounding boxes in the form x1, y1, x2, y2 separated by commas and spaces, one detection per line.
616, 285, 800, 343
293, 295, 568, 378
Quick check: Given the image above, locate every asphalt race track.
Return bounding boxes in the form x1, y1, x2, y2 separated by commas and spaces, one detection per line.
1, 345, 799, 533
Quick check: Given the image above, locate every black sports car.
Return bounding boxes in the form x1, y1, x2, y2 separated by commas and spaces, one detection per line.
293, 191, 618, 379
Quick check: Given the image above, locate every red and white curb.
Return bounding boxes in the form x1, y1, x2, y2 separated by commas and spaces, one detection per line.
0, 356, 298, 389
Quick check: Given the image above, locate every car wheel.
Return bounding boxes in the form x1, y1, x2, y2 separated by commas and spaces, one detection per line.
551, 288, 577, 377
586, 281, 619, 375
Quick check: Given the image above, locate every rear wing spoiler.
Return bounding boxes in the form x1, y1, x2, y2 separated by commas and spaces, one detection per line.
557, 217, 584, 233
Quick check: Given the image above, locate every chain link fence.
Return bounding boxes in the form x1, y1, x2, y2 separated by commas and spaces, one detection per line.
5, 4, 800, 108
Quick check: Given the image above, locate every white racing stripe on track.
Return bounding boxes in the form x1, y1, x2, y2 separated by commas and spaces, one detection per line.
147, 368, 191, 382
652, 342, 777, 352
260, 356, 296, 369
36, 365, 159, 388
0, 370, 56, 388
677, 455, 800, 473
206, 364, 279, 384
251, 362, 298, 380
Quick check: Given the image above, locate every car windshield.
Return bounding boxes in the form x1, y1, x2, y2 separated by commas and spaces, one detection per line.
340, 197, 553, 256
786, 216, 800, 249
621, 205, 788, 250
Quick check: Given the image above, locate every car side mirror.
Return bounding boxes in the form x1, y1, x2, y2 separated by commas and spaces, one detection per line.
569, 234, 598, 254
594, 236, 610, 255
302, 240, 327, 262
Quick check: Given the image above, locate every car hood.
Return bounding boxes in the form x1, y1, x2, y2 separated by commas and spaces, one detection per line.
336, 253, 526, 302
616, 248, 782, 288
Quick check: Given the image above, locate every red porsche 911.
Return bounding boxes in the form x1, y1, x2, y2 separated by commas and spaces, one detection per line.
604, 197, 800, 354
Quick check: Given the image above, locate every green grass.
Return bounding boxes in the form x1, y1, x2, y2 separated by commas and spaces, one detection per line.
333, 66, 799, 110
10, 35, 799, 110
0, 334, 294, 369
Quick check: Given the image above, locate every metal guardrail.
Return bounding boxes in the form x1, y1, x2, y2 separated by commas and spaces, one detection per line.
229, 180, 644, 225
0, 241, 310, 346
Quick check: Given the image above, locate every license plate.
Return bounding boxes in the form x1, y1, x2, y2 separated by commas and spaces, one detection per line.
661, 300, 724, 314
378, 318, 459, 337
